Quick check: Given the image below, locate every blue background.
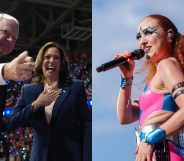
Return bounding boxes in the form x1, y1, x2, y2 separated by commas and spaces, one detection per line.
93, 0, 184, 161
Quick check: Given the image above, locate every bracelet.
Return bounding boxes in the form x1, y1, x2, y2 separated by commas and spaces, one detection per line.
145, 128, 166, 145
173, 90, 184, 99
120, 75, 133, 89
171, 81, 184, 94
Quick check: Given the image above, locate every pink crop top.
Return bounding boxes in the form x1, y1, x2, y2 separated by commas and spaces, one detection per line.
139, 79, 178, 127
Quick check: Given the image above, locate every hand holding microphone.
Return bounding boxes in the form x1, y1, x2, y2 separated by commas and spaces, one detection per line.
96, 49, 144, 73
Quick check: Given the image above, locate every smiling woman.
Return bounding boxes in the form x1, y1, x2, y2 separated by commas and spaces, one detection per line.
36, 46, 62, 87
8, 42, 92, 161
33, 42, 70, 85
116, 14, 184, 161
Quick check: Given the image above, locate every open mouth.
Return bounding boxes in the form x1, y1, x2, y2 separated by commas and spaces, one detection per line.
47, 66, 56, 73
143, 46, 151, 54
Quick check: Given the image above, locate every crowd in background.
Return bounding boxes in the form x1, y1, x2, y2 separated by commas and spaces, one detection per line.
0, 52, 92, 161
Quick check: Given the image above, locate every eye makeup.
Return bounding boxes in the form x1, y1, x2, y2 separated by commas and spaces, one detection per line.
136, 26, 159, 40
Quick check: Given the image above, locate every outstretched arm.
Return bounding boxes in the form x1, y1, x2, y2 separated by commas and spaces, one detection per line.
3, 51, 34, 81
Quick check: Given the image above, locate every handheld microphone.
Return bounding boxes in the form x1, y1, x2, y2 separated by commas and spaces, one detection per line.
96, 49, 144, 73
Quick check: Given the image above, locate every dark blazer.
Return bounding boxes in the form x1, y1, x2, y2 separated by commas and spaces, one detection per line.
0, 85, 7, 127
8, 80, 92, 161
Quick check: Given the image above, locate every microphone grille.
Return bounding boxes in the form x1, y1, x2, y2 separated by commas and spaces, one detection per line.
135, 49, 145, 60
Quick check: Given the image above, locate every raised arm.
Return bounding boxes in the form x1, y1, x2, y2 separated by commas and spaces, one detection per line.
115, 51, 139, 124
117, 86, 139, 124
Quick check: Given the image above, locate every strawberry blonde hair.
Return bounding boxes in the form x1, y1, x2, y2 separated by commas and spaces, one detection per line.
141, 14, 184, 82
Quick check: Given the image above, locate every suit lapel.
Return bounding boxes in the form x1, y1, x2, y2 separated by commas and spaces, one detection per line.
33, 84, 44, 93
50, 84, 71, 127
32, 84, 49, 125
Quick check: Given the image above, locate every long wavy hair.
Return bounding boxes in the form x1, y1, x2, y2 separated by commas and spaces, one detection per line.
141, 14, 184, 82
32, 42, 72, 84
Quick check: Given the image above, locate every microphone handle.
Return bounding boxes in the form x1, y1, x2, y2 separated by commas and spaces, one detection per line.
96, 57, 127, 72
96, 49, 144, 73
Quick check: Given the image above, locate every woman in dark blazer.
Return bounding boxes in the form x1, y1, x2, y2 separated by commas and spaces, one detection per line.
8, 42, 92, 161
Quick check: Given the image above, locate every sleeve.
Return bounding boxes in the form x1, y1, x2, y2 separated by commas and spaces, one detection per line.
0, 85, 7, 127
77, 81, 92, 161
0, 64, 6, 85
8, 86, 34, 131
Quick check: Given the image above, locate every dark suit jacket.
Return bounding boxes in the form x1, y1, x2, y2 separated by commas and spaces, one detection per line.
8, 80, 92, 161
0, 85, 7, 128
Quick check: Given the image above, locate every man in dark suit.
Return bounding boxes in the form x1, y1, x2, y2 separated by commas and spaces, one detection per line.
0, 13, 34, 126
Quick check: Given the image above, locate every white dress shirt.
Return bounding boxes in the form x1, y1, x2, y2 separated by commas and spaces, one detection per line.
0, 63, 6, 85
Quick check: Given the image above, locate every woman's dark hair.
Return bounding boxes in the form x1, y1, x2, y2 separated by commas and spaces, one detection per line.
32, 42, 72, 84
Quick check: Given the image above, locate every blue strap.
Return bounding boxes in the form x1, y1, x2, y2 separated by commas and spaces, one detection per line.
120, 75, 133, 89
145, 128, 166, 145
